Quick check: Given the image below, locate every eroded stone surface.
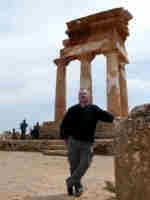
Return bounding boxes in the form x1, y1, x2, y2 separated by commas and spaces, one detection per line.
0, 139, 114, 156
115, 103, 150, 200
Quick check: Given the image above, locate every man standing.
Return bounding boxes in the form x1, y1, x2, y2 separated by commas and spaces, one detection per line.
20, 119, 28, 140
34, 122, 40, 139
12, 128, 17, 139
60, 89, 116, 197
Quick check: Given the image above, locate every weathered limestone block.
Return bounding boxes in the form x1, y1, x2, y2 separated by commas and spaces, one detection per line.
93, 139, 114, 155
0, 140, 64, 152
39, 121, 61, 139
96, 121, 115, 138
115, 103, 150, 200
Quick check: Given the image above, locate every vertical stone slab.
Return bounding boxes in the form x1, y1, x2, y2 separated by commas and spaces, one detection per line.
106, 52, 121, 116
119, 63, 129, 117
115, 104, 150, 200
79, 54, 95, 104
55, 60, 67, 121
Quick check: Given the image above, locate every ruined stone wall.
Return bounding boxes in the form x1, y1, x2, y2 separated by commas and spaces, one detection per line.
40, 120, 116, 139
96, 121, 115, 138
0, 140, 63, 152
0, 139, 114, 155
115, 103, 150, 200
39, 121, 61, 139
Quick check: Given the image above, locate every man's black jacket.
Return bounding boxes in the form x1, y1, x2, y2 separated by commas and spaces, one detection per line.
60, 104, 114, 143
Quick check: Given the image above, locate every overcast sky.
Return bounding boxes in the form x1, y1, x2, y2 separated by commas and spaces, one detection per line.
0, 0, 150, 132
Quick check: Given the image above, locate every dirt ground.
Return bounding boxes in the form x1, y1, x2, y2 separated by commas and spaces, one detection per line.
0, 151, 115, 200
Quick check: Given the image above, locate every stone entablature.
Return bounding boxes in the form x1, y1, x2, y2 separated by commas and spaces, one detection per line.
53, 8, 133, 120
65, 7, 132, 45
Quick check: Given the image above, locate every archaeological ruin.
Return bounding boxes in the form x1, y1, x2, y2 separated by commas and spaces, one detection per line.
0, 7, 133, 151
2, 6, 150, 200
54, 7, 132, 121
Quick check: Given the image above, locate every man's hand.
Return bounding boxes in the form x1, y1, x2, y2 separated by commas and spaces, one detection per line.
113, 116, 121, 128
115, 116, 121, 120
64, 140, 68, 145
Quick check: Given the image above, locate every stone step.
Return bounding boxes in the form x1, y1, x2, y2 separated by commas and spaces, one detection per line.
0, 139, 114, 155
44, 140, 64, 145
42, 144, 66, 150
42, 150, 68, 156
42, 139, 113, 151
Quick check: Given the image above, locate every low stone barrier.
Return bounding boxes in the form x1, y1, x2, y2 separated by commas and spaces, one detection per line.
0, 140, 62, 152
0, 139, 114, 155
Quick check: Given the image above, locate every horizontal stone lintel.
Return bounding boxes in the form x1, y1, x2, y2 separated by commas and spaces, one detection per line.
67, 7, 132, 31
61, 39, 110, 59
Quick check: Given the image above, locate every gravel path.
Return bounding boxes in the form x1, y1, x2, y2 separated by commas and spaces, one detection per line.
0, 151, 115, 200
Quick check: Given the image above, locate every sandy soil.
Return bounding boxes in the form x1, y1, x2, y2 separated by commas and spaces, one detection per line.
0, 151, 115, 200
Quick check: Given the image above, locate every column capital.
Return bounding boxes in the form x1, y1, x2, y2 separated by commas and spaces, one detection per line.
104, 51, 119, 57
119, 63, 126, 70
54, 58, 70, 67
78, 53, 96, 62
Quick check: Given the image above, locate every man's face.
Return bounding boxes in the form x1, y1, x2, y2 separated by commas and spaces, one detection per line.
79, 90, 88, 104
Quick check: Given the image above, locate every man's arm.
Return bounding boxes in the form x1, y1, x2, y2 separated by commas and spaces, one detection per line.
96, 106, 115, 123
60, 108, 72, 140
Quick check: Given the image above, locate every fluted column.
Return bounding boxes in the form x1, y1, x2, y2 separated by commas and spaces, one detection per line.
106, 52, 121, 116
119, 63, 128, 117
55, 59, 67, 121
79, 54, 95, 104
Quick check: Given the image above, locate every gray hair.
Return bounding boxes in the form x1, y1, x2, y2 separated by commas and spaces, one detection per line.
79, 89, 89, 95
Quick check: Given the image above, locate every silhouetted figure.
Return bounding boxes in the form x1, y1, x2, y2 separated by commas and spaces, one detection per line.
12, 128, 17, 139
29, 127, 33, 139
34, 122, 40, 139
30, 123, 40, 139
20, 119, 28, 139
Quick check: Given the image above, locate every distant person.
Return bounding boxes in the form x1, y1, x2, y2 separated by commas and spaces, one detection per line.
20, 119, 28, 139
30, 126, 36, 139
29, 127, 34, 139
34, 122, 40, 139
60, 89, 119, 197
30, 123, 40, 139
12, 128, 17, 139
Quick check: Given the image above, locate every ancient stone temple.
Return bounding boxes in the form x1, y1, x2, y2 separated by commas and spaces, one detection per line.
54, 7, 133, 121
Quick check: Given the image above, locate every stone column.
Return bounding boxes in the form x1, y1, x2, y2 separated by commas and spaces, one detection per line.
119, 63, 128, 117
106, 52, 121, 116
79, 54, 95, 104
55, 59, 67, 121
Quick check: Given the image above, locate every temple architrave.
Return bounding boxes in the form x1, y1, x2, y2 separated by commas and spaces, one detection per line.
54, 7, 133, 121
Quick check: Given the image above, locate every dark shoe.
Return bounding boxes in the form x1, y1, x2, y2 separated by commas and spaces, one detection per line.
74, 183, 83, 197
66, 178, 74, 196
67, 186, 74, 196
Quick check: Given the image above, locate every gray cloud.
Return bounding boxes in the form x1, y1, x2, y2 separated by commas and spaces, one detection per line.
0, 0, 150, 132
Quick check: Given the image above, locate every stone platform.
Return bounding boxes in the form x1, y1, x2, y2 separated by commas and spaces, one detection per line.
0, 139, 114, 156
